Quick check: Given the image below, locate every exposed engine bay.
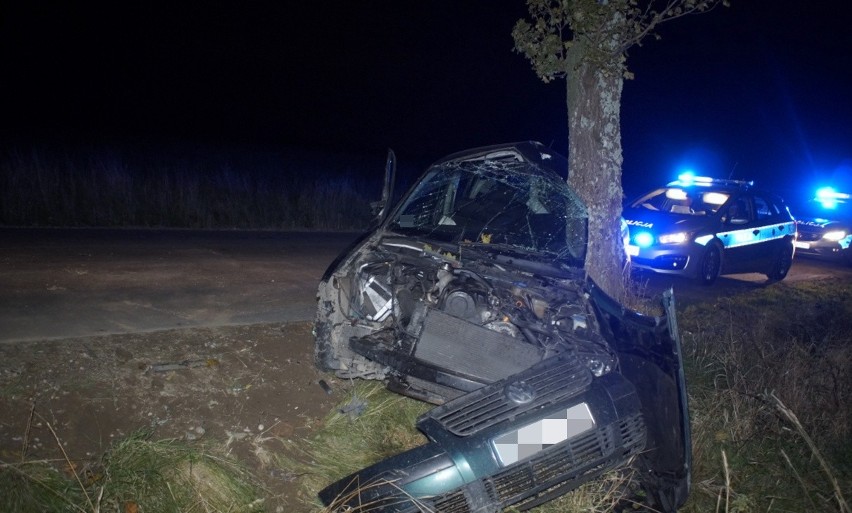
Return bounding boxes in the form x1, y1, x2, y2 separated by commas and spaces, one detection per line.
326, 237, 617, 403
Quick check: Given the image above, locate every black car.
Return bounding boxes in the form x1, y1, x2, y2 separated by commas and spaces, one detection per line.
793, 188, 852, 265
313, 142, 691, 512
623, 175, 797, 285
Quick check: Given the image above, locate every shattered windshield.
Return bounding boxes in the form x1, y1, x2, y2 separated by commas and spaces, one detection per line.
387, 156, 588, 264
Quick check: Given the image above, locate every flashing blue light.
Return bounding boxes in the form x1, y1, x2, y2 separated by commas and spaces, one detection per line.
678, 171, 696, 184
815, 187, 851, 209
634, 232, 654, 248
675, 172, 714, 187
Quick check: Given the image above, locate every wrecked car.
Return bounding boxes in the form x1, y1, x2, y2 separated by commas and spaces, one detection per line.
314, 142, 691, 512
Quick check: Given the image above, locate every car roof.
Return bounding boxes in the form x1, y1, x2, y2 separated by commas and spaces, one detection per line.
430, 141, 568, 180
663, 179, 787, 200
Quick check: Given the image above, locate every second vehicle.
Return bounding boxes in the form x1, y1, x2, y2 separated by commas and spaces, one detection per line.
623, 174, 797, 285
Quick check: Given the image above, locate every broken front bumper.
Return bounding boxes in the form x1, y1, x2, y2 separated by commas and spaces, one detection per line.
318, 355, 646, 512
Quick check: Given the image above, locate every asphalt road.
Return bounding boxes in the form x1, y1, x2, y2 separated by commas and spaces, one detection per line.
1, 227, 849, 342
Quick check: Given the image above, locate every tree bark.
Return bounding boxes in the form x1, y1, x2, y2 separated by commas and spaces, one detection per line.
565, 42, 627, 300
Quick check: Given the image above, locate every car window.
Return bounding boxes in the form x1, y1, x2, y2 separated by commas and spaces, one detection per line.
726, 196, 754, 224
753, 195, 779, 220
631, 187, 728, 215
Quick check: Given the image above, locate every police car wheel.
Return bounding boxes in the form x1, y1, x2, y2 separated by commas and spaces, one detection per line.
766, 240, 794, 282
698, 244, 722, 286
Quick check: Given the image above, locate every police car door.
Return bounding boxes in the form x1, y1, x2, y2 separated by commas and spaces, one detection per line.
751, 194, 796, 269
717, 195, 760, 273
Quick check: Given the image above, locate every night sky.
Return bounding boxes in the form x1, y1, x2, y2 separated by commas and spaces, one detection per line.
2, 1, 851, 200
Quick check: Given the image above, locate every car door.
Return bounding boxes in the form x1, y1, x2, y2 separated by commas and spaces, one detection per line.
716, 194, 760, 273
750, 194, 796, 270
748, 194, 787, 271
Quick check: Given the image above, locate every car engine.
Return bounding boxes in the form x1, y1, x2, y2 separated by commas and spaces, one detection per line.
321, 237, 617, 403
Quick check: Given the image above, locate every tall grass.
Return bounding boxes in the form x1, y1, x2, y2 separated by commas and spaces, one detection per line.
681, 281, 851, 512
0, 430, 264, 513
0, 144, 380, 230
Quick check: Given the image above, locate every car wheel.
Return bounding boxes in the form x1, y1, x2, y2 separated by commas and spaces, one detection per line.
697, 243, 722, 286
766, 239, 794, 282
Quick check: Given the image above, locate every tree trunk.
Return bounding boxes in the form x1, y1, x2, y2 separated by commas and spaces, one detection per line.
565, 42, 627, 300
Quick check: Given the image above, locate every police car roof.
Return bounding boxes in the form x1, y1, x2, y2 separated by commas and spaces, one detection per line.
665, 177, 754, 190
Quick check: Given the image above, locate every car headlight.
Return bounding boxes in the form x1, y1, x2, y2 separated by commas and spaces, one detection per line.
823, 230, 848, 241
658, 232, 689, 244
633, 232, 654, 248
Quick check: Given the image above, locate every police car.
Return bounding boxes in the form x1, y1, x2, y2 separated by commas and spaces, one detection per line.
793, 187, 852, 265
623, 175, 797, 285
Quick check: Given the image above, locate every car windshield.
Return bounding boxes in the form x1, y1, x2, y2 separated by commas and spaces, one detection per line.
795, 199, 852, 222
387, 156, 588, 264
630, 187, 730, 216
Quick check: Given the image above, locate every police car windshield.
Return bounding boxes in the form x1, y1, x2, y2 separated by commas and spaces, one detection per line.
631, 187, 729, 216
796, 199, 852, 221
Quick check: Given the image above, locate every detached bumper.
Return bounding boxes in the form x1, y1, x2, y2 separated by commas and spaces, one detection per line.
318, 356, 646, 513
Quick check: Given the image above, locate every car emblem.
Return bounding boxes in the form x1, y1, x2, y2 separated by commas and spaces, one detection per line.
504, 380, 536, 404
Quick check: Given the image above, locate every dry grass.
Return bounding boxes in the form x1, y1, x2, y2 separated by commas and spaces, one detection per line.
0, 428, 265, 513
681, 281, 851, 512
277, 381, 432, 511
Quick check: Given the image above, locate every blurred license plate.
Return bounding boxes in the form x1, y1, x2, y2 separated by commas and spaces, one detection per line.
491, 403, 595, 466
794, 241, 810, 249
626, 244, 639, 257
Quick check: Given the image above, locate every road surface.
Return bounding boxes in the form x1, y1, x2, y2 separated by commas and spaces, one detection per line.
1, 227, 849, 342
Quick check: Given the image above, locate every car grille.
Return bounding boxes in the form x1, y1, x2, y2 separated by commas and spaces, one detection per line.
430, 490, 468, 513
796, 230, 822, 242
489, 412, 645, 503
425, 355, 592, 437
402, 413, 646, 513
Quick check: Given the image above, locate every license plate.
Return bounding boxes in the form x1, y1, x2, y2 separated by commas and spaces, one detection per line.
492, 403, 595, 466
626, 244, 639, 257
794, 241, 810, 249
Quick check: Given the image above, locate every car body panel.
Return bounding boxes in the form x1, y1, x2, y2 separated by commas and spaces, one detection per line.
313, 142, 691, 512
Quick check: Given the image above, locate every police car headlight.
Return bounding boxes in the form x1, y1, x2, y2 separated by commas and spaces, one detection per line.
634, 232, 655, 248
658, 232, 689, 244
823, 230, 847, 241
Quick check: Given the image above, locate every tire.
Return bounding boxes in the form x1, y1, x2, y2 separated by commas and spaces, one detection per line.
766, 239, 794, 282
697, 243, 722, 286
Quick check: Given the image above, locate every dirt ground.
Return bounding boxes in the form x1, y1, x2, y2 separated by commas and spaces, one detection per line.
0, 321, 347, 512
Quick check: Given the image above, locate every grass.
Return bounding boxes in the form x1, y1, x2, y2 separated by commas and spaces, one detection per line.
680, 280, 851, 513
278, 381, 433, 510
1, 430, 265, 513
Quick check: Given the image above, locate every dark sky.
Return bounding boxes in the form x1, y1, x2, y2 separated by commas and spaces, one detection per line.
2, 1, 851, 199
